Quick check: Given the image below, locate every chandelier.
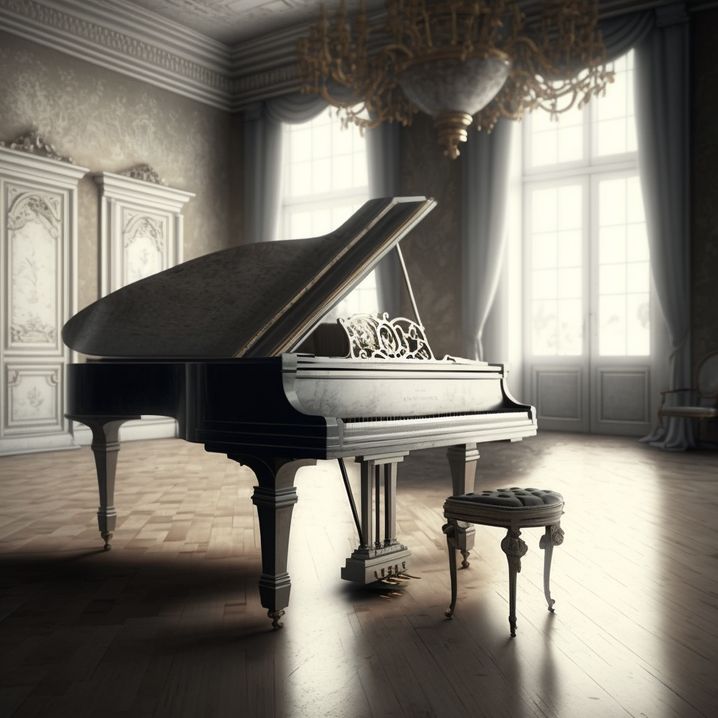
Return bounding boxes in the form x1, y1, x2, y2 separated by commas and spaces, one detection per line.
298, 0, 613, 158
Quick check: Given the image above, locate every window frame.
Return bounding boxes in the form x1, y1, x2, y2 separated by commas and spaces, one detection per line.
521, 50, 648, 360
278, 106, 378, 318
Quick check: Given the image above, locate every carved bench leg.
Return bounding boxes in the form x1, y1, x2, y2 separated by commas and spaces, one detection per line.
442, 519, 459, 618
501, 528, 528, 637
539, 523, 565, 613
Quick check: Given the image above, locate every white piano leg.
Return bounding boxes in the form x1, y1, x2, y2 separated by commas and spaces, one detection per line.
446, 444, 479, 568
69, 415, 137, 550
341, 456, 410, 584
228, 454, 315, 629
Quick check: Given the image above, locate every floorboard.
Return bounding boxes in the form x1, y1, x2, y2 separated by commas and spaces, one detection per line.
0, 432, 716, 717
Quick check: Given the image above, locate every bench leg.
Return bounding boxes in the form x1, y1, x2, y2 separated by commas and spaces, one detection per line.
539, 523, 565, 613
442, 520, 459, 618
501, 528, 528, 637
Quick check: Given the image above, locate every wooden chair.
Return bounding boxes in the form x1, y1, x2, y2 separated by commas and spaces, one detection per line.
658, 351, 718, 440
443, 487, 564, 637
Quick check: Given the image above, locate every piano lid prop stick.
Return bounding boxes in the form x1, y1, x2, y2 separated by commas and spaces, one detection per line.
395, 245, 423, 328
338, 458, 363, 545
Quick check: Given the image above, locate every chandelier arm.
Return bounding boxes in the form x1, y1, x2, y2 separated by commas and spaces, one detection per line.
297, 0, 612, 158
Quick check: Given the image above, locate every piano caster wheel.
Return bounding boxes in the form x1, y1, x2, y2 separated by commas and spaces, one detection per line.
445, 608, 454, 619
101, 533, 113, 551
460, 550, 470, 569
268, 610, 285, 629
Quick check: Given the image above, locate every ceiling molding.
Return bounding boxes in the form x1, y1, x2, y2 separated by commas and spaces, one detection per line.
0, 0, 236, 108
0, 0, 714, 113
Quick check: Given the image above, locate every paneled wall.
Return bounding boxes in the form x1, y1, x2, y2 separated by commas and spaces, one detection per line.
0, 147, 87, 454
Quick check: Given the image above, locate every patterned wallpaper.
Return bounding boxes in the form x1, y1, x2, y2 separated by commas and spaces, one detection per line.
691, 9, 718, 368
0, 30, 235, 313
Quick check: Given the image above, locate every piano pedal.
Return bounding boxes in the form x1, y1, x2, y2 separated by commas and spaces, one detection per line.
381, 577, 403, 586
398, 573, 421, 580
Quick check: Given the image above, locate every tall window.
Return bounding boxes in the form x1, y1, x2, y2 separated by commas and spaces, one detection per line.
523, 51, 649, 358
280, 107, 378, 316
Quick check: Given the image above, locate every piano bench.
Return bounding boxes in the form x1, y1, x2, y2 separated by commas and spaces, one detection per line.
442, 487, 564, 637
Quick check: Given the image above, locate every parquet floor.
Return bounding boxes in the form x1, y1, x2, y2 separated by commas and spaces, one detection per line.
0, 433, 716, 717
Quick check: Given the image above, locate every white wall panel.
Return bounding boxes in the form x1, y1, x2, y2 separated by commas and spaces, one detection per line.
0, 144, 87, 454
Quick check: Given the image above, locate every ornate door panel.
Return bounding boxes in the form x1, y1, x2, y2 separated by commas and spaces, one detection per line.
0, 139, 87, 454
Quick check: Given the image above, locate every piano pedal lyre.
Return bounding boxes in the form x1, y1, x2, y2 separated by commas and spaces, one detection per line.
341, 457, 414, 586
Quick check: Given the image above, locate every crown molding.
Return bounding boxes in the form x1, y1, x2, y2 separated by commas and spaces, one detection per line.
0, 0, 235, 108
0, 0, 709, 113
0, 144, 89, 184
94, 170, 195, 211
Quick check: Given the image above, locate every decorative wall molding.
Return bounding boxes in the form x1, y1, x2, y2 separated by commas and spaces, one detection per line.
0, 0, 234, 108
593, 366, 651, 436
0, 144, 88, 455
531, 366, 589, 433
93, 169, 194, 295
0, 129, 73, 163
119, 164, 165, 186
0, 0, 713, 111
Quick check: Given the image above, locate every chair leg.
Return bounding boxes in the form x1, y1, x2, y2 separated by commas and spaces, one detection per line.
501, 528, 528, 637
539, 523, 565, 613
442, 520, 459, 618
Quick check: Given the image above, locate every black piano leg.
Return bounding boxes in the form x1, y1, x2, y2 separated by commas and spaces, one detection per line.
228, 454, 316, 629
446, 445, 479, 568
69, 415, 136, 550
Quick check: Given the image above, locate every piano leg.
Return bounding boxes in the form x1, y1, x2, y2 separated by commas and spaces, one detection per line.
446, 445, 479, 568
69, 415, 137, 550
228, 454, 316, 629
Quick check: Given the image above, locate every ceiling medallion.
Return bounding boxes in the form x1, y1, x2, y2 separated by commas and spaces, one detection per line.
298, 0, 613, 158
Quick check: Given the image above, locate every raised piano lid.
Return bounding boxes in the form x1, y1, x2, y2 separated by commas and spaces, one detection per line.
62, 196, 436, 359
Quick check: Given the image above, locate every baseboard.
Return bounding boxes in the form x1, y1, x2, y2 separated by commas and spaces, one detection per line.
0, 432, 80, 456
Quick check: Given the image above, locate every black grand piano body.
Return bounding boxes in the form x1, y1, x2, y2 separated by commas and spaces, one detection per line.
63, 197, 536, 627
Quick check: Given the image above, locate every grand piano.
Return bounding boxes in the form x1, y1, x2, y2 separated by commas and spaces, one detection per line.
63, 196, 536, 628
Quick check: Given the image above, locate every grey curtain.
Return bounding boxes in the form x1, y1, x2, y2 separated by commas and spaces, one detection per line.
634, 4, 692, 449
242, 93, 326, 243
460, 119, 513, 360
366, 122, 402, 317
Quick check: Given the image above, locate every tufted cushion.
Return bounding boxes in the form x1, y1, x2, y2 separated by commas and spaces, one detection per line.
444, 487, 564, 528
452, 487, 563, 508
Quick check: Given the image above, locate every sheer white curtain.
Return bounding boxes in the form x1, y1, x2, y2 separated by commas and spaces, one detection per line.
242, 94, 326, 243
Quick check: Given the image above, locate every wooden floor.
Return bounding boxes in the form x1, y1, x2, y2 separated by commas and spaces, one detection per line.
0, 433, 716, 718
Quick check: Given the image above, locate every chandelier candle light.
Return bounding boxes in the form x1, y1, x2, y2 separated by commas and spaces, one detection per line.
298, 0, 613, 158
